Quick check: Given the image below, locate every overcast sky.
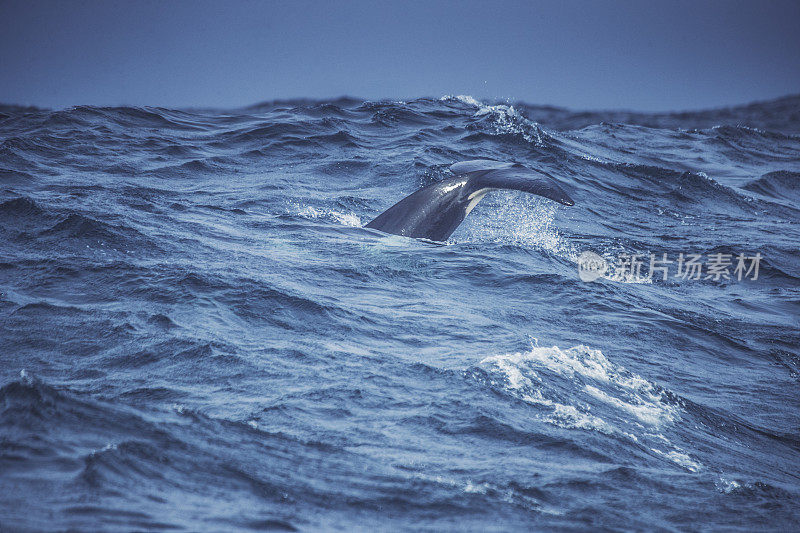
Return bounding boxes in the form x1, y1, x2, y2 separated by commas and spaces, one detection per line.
1, 0, 798, 111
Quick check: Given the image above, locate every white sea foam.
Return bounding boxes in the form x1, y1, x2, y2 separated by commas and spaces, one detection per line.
585, 385, 666, 426
411, 472, 563, 515
412, 472, 491, 495
89, 443, 118, 457
651, 448, 702, 472
441, 94, 547, 145
296, 205, 362, 227
480, 345, 678, 428
441, 94, 483, 107
479, 344, 700, 471
715, 476, 743, 493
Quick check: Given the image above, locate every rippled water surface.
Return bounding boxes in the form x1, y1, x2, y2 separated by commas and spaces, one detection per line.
1, 95, 799, 530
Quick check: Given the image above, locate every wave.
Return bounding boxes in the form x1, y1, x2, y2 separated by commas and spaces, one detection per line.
44, 105, 208, 131
442, 94, 550, 146
474, 344, 700, 472
0, 195, 44, 218
515, 93, 800, 134
742, 170, 800, 202
40, 213, 120, 240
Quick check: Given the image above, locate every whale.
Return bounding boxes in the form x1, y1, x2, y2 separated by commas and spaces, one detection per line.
365, 159, 574, 241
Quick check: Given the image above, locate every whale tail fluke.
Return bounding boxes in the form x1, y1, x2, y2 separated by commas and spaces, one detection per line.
365, 160, 574, 241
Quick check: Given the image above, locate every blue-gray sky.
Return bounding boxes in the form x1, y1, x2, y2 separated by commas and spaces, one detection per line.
1, 0, 798, 111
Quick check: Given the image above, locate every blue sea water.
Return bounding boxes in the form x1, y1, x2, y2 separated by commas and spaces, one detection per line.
1, 94, 799, 531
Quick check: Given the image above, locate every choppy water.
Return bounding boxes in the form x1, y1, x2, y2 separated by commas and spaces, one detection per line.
1, 94, 799, 531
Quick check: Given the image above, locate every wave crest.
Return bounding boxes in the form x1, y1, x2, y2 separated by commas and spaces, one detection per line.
476, 344, 700, 471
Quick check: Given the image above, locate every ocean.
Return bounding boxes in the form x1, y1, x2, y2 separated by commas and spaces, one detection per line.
1, 94, 799, 530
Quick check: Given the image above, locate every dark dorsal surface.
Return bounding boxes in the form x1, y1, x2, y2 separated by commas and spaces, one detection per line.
365, 159, 574, 241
